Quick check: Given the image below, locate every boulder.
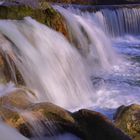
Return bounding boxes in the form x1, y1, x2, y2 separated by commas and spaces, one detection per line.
0, 101, 78, 138
0, 89, 36, 138
0, 106, 32, 137
0, 100, 132, 140
73, 109, 132, 140
114, 104, 140, 140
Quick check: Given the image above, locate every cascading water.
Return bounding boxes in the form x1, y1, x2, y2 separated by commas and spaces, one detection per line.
54, 6, 140, 117
0, 17, 95, 110
0, 5, 139, 112
0, 4, 140, 140
64, 6, 140, 36
0, 6, 121, 111
100, 8, 140, 36
54, 6, 118, 73
63, 5, 140, 113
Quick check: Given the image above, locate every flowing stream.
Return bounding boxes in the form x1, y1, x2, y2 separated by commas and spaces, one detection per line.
0, 4, 139, 140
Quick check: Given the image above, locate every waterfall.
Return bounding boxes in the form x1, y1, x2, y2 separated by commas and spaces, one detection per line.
63, 6, 140, 37
54, 6, 118, 72
0, 17, 94, 110
99, 8, 140, 36
0, 6, 122, 110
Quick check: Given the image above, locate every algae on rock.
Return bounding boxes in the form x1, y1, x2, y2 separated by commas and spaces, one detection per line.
115, 104, 140, 140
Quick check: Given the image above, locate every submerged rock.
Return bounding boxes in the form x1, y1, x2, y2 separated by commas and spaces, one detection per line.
115, 104, 140, 140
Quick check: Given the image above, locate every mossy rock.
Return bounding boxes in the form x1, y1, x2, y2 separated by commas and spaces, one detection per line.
0, 102, 78, 138
0, 4, 68, 36
115, 104, 140, 140
0, 106, 32, 137
27, 102, 80, 136
28, 102, 74, 123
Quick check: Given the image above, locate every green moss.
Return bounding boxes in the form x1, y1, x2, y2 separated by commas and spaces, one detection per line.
0, 4, 68, 37
12, 114, 20, 122
115, 104, 140, 139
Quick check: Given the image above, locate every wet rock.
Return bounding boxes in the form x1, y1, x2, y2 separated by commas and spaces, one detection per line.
73, 109, 132, 140
0, 3, 68, 37
0, 106, 32, 137
115, 104, 140, 140
0, 101, 77, 138
0, 100, 132, 139
0, 88, 35, 109
0, 53, 25, 85
27, 102, 80, 137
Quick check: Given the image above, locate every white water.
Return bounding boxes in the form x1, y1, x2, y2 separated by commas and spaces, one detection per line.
65, 6, 140, 37
0, 17, 95, 110
54, 6, 118, 73
0, 6, 139, 113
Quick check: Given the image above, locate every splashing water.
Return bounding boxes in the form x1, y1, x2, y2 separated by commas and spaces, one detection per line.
54, 6, 140, 111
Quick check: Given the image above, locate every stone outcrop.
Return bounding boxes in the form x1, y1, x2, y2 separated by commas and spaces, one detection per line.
114, 104, 140, 140
0, 4, 68, 36
73, 109, 132, 140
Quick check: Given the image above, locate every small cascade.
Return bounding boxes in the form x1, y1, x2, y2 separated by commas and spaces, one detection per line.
54, 6, 118, 72
64, 6, 140, 37
0, 6, 123, 110
100, 8, 140, 36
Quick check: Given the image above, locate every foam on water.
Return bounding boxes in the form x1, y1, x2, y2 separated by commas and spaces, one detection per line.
90, 35, 140, 118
